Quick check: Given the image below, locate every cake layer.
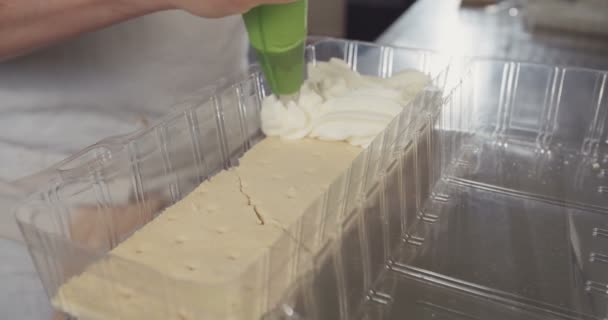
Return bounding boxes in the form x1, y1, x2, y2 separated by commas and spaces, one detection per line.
54, 138, 361, 320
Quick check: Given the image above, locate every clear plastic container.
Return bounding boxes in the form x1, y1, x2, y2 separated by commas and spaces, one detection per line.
14, 38, 456, 320
353, 61, 608, 320
19, 39, 608, 320
280, 60, 608, 320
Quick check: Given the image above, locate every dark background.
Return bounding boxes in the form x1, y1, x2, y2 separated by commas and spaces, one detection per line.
346, 0, 416, 41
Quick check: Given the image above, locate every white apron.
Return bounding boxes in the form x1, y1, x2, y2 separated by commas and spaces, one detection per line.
0, 11, 248, 319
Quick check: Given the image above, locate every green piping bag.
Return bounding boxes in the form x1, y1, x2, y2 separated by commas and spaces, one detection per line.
243, 0, 307, 99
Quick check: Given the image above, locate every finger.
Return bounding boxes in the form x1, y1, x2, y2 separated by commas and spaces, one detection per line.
239, 0, 299, 13
258, 0, 298, 3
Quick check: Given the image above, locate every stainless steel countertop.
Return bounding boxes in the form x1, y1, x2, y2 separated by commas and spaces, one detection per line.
378, 0, 608, 70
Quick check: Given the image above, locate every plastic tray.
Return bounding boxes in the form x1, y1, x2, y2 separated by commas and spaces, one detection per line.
352, 60, 608, 320
280, 60, 608, 320
14, 38, 457, 320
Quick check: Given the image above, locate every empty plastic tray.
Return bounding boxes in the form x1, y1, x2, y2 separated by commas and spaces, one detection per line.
352, 60, 608, 320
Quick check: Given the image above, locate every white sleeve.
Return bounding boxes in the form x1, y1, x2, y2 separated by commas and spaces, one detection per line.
0, 13, 250, 319
0, 239, 53, 320
0, 12, 249, 184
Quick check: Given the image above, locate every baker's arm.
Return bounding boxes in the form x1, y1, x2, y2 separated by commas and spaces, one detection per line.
0, 0, 166, 60
0, 0, 294, 61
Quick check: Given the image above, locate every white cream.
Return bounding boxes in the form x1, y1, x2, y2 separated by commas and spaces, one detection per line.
260, 58, 431, 147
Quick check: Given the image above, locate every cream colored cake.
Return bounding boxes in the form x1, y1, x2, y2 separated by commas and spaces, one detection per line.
53, 59, 430, 320
55, 138, 360, 320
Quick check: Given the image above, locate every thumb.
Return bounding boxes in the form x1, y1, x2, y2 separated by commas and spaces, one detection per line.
242, 0, 300, 11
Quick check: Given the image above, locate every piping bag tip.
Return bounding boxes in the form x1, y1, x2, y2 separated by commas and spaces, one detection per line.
278, 92, 300, 106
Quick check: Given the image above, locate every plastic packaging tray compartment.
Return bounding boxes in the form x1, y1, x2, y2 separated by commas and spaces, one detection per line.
351, 61, 608, 320
14, 39, 456, 320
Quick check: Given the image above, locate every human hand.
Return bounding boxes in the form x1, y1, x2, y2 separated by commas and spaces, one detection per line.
162, 0, 297, 18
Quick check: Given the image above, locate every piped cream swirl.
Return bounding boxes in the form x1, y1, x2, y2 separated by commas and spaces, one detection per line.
261, 58, 431, 147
